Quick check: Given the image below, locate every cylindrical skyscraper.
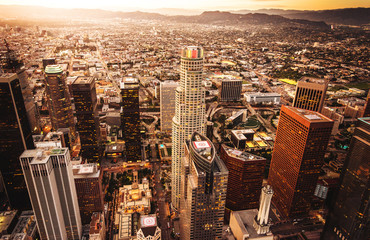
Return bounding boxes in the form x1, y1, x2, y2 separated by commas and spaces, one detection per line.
171, 46, 206, 209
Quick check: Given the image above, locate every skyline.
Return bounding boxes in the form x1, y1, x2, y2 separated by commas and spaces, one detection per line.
0, 0, 369, 12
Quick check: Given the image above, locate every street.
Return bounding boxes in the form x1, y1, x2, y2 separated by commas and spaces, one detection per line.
153, 161, 172, 240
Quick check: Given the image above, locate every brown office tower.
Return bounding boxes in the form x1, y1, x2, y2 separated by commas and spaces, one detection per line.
73, 163, 104, 224
293, 77, 328, 112
220, 145, 266, 213
362, 90, 370, 117
180, 132, 228, 240
268, 105, 333, 218
0, 73, 34, 210
120, 77, 141, 162
44, 65, 76, 138
72, 77, 100, 163
322, 118, 370, 240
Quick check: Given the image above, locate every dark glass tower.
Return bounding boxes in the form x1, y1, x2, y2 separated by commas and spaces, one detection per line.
71, 76, 100, 163
322, 118, 370, 240
0, 73, 34, 209
44, 65, 75, 138
120, 77, 141, 162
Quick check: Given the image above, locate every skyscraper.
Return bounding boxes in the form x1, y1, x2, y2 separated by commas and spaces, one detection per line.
1, 39, 39, 132
172, 46, 206, 209
220, 144, 266, 212
268, 105, 333, 218
180, 132, 228, 240
0, 73, 34, 210
120, 77, 141, 162
292, 77, 328, 112
20, 147, 82, 240
73, 163, 104, 224
44, 65, 75, 137
322, 118, 370, 240
72, 76, 100, 163
362, 90, 370, 117
219, 77, 242, 102
160, 81, 178, 133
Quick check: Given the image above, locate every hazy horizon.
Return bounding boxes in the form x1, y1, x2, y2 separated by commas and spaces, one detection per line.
0, 0, 369, 13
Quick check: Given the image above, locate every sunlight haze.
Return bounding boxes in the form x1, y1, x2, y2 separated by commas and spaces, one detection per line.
0, 0, 369, 11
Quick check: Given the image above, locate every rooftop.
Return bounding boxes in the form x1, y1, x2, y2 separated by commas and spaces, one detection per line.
73, 163, 100, 179
191, 133, 214, 163
45, 65, 63, 74
73, 76, 94, 85
0, 73, 17, 82
231, 209, 273, 240
181, 46, 203, 59
120, 77, 139, 89
285, 106, 333, 123
244, 92, 281, 97
0, 211, 17, 233
231, 129, 255, 140
12, 211, 36, 236
89, 212, 104, 235
222, 145, 265, 162
20, 148, 68, 165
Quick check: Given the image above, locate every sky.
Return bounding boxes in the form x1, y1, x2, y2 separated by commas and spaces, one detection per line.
0, 0, 369, 11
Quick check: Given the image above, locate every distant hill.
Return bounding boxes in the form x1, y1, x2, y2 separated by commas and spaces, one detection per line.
231, 8, 370, 26
282, 8, 370, 26
170, 11, 329, 29
0, 5, 328, 29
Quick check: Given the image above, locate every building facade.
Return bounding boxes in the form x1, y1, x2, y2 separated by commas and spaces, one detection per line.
244, 92, 281, 105
44, 65, 75, 137
268, 106, 333, 218
180, 132, 228, 240
220, 145, 266, 212
362, 90, 370, 117
292, 78, 328, 112
120, 77, 141, 162
172, 46, 206, 209
219, 77, 242, 102
20, 148, 82, 240
89, 212, 105, 240
160, 81, 178, 133
0, 73, 34, 210
73, 163, 104, 224
71, 77, 100, 163
322, 118, 370, 240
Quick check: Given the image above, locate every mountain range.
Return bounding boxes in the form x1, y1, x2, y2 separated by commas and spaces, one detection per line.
0, 5, 368, 27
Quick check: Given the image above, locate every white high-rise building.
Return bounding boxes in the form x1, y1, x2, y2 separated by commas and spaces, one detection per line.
253, 185, 273, 234
20, 147, 82, 240
171, 46, 206, 209
160, 81, 178, 133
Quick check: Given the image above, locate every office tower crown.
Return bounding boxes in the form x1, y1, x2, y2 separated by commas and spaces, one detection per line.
45, 65, 63, 74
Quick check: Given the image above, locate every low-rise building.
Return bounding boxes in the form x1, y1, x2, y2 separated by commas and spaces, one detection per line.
244, 92, 281, 105
89, 212, 105, 240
